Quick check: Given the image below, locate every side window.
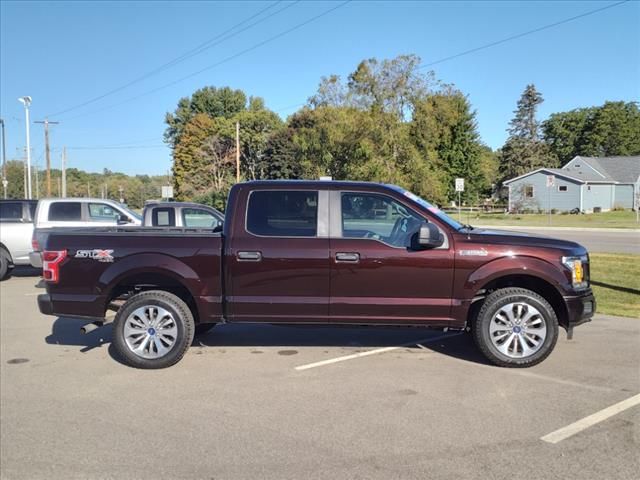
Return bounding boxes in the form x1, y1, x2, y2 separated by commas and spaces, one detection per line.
525, 185, 534, 198
247, 190, 318, 237
88, 203, 120, 222
341, 193, 424, 248
28, 202, 37, 220
48, 202, 82, 221
0, 202, 23, 220
182, 208, 219, 228
152, 208, 175, 227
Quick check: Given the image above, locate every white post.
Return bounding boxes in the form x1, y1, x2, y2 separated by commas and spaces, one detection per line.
61, 147, 67, 197
25, 104, 32, 199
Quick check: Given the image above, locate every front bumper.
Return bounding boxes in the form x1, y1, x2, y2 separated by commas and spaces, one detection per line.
563, 289, 596, 328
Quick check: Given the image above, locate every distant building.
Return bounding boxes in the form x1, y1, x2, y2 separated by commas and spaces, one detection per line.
503, 156, 640, 213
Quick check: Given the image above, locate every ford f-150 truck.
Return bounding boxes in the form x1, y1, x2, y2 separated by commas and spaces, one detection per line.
37, 181, 595, 369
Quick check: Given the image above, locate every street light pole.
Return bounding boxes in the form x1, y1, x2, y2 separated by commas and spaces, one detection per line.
0, 118, 7, 199
18, 96, 33, 199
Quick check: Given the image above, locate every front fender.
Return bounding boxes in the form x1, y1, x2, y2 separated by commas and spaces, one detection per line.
465, 255, 569, 296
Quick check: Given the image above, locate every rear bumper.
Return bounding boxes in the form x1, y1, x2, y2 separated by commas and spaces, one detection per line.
37, 292, 106, 319
29, 251, 42, 268
38, 294, 54, 315
563, 289, 596, 328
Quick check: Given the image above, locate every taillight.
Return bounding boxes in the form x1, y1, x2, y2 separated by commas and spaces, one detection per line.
42, 250, 67, 283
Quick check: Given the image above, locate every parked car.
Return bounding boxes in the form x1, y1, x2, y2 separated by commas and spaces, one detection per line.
37, 181, 595, 369
142, 201, 223, 230
30, 198, 141, 268
0, 199, 38, 280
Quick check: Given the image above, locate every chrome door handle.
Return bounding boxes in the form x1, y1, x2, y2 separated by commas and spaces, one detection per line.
237, 251, 262, 262
335, 252, 360, 263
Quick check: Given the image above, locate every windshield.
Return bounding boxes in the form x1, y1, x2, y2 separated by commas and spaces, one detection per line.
388, 185, 463, 231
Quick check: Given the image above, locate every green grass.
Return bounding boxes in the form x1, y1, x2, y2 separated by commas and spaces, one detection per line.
590, 253, 640, 318
459, 210, 639, 229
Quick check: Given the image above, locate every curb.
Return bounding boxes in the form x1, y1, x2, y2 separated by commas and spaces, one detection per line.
475, 225, 640, 233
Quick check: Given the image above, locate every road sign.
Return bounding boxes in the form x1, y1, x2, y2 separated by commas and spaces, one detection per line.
546, 175, 555, 187
455, 178, 465, 192
161, 185, 173, 199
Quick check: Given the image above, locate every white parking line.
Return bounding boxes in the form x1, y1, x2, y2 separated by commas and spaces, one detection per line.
294, 332, 463, 371
541, 393, 640, 444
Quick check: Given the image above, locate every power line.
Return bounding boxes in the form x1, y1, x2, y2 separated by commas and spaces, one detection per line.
418, 0, 630, 70
48, 1, 298, 118
62, 0, 351, 122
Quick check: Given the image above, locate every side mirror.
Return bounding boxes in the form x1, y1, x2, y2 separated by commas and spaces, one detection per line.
117, 214, 130, 225
412, 222, 444, 250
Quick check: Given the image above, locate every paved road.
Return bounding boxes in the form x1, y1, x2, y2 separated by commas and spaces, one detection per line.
1, 274, 638, 480
478, 226, 640, 254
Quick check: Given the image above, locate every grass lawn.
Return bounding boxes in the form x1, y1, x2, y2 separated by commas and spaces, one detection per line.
590, 253, 640, 318
454, 210, 640, 229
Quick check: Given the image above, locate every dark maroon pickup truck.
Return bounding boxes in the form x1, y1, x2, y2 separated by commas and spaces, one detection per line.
38, 181, 595, 369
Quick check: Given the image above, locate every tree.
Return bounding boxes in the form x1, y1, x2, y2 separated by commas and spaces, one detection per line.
261, 128, 301, 179
172, 113, 217, 200
410, 89, 485, 200
542, 101, 640, 164
499, 84, 557, 182
164, 86, 247, 148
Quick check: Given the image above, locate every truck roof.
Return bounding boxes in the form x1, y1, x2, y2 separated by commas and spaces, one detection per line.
241, 180, 394, 189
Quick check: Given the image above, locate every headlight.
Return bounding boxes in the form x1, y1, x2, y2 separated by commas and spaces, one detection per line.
562, 255, 589, 290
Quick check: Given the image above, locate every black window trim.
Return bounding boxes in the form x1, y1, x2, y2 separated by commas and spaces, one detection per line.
244, 189, 327, 239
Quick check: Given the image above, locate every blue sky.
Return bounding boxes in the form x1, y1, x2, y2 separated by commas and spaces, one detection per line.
1, 0, 638, 176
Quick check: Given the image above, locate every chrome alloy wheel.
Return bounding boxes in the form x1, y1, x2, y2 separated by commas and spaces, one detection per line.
123, 305, 179, 359
489, 302, 547, 358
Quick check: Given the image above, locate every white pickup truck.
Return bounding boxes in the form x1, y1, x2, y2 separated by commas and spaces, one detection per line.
30, 198, 142, 268
0, 199, 39, 280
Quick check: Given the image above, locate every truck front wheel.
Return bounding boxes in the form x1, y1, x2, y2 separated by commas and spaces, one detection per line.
472, 287, 559, 368
112, 290, 195, 369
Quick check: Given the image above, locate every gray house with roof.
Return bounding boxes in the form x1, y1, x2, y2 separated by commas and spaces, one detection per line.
503, 156, 640, 213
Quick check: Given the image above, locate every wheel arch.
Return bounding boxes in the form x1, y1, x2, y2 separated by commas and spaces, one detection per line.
468, 274, 568, 330
100, 254, 203, 323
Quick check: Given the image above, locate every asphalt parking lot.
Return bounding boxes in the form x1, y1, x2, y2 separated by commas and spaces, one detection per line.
1, 270, 639, 480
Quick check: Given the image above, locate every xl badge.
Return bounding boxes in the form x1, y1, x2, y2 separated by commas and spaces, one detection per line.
75, 249, 114, 262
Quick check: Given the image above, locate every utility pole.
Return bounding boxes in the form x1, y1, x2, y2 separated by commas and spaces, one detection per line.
0, 118, 7, 198
34, 119, 59, 197
34, 161, 39, 198
57, 177, 61, 197
61, 147, 67, 197
235, 121, 240, 182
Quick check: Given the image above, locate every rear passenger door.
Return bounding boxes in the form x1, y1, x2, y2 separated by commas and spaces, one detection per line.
226, 188, 330, 323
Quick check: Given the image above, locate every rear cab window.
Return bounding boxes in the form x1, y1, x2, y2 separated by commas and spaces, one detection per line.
48, 202, 82, 221
0, 202, 24, 221
152, 208, 175, 227
246, 190, 318, 237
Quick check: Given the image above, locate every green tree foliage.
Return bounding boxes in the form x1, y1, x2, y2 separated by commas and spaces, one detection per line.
542, 101, 640, 164
2, 159, 169, 208
499, 84, 557, 182
261, 128, 301, 179
164, 86, 247, 148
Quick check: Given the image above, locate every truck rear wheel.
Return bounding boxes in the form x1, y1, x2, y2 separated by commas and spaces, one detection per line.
112, 290, 195, 369
472, 287, 559, 368
0, 248, 12, 281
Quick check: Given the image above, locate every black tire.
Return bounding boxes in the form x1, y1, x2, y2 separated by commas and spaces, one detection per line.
194, 323, 216, 337
112, 290, 195, 369
472, 287, 559, 368
0, 248, 12, 281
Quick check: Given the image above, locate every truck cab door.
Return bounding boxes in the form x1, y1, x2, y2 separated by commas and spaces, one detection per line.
226, 188, 330, 323
329, 190, 455, 325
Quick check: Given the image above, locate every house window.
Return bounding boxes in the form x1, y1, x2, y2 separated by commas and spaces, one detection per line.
524, 185, 534, 198
558, 185, 568, 192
